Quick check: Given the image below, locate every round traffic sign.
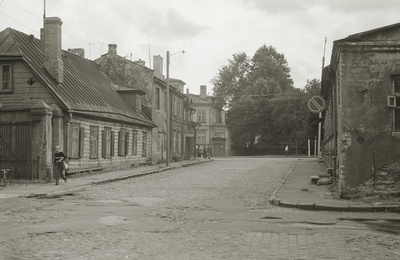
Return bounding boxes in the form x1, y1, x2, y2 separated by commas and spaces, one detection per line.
307, 96, 326, 113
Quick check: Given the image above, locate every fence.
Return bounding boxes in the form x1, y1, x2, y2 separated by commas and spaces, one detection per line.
0, 121, 33, 179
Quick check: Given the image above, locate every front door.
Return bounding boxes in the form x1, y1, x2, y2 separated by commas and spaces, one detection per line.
212, 142, 225, 156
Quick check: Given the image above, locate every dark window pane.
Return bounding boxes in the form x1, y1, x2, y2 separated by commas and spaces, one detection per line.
394, 76, 400, 93
395, 108, 400, 131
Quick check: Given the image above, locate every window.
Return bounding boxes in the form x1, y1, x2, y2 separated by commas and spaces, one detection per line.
173, 95, 177, 116
178, 132, 182, 154
118, 128, 129, 156
70, 124, 84, 158
102, 128, 112, 158
177, 98, 182, 118
136, 96, 141, 110
0, 64, 12, 92
132, 130, 138, 156
214, 131, 225, 138
90, 126, 99, 159
211, 110, 216, 123
197, 130, 206, 144
164, 91, 167, 112
142, 132, 148, 157
197, 110, 206, 123
155, 87, 161, 110
173, 130, 176, 153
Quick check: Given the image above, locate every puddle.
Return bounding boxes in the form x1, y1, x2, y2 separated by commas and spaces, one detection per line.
97, 215, 126, 226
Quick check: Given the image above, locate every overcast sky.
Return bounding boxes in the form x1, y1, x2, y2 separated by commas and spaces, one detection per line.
1, 0, 400, 94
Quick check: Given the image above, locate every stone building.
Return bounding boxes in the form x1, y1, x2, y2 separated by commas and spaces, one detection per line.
96, 51, 196, 163
187, 85, 231, 156
0, 17, 155, 181
321, 23, 400, 198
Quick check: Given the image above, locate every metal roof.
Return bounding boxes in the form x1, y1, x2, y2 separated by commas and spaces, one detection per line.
0, 28, 155, 128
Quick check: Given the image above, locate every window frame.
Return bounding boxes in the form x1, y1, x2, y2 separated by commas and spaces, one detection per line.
197, 110, 206, 123
102, 127, 112, 158
132, 130, 138, 156
89, 126, 99, 159
142, 132, 148, 157
196, 130, 206, 145
155, 87, 161, 111
0, 64, 13, 93
69, 124, 84, 159
118, 128, 128, 156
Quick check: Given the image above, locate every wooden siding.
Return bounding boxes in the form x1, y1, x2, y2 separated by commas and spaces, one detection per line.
0, 60, 57, 109
67, 115, 152, 171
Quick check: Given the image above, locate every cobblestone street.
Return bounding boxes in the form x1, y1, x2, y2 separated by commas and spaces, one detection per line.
1, 157, 400, 259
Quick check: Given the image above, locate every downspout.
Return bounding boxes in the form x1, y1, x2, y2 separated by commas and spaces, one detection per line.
65, 110, 73, 160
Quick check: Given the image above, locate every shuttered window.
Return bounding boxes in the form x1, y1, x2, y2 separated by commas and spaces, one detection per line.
132, 130, 138, 156
70, 124, 84, 158
142, 132, 148, 157
89, 126, 99, 159
102, 128, 112, 158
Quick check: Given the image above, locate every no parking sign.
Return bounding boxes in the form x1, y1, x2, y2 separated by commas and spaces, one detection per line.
307, 96, 327, 114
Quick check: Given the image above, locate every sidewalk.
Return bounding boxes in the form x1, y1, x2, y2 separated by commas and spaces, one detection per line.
270, 158, 400, 212
0, 159, 212, 199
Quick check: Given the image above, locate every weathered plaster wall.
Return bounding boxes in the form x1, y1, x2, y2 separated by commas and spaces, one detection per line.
337, 48, 400, 197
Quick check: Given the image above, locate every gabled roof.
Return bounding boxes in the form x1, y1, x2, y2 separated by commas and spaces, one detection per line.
0, 28, 155, 127
336, 22, 400, 42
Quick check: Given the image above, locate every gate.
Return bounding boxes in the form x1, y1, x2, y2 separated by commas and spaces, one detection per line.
0, 121, 32, 179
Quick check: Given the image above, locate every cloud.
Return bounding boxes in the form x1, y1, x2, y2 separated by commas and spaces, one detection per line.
244, 0, 400, 15
141, 8, 209, 40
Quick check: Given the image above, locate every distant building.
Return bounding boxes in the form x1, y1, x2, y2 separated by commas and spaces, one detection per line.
187, 85, 231, 156
96, 49, 195, 163
321, 23, 400, 198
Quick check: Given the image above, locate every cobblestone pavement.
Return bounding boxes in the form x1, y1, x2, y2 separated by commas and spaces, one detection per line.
1, 157, 400, 259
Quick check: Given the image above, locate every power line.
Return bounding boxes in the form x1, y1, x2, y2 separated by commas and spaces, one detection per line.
2, 2, 139, 60
0, 11, 38, 34
9, 0, 42, 21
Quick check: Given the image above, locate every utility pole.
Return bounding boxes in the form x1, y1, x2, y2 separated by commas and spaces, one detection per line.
318, 37, 327, 159
166, 51, 170, 166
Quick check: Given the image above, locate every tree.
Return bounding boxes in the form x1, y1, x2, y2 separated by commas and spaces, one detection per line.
211, 52, 250, 110
212, 45, 316, 154
304, 78, 321, 96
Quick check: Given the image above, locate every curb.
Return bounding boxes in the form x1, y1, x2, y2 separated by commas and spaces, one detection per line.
270, 197, 400, 213
268, 160, 400, 213
25, 159, 213, 199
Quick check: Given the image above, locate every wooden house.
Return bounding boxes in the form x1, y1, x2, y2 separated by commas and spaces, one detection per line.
0, 17, 155, 181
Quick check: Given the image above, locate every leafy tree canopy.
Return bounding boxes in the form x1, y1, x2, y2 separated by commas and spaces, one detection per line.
212, 44, 321, 154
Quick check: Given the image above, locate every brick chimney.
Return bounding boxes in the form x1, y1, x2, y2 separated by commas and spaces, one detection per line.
200, 85, 207, 99
68, 48, 85, 58
153, 55, 163, 78
108, 44, 117, 55
44, 17, 63, 83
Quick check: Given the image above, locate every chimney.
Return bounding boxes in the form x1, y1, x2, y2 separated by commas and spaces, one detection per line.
153, 55, 163, 78
40, 28, 44, 41
68, 48, 85, 58
200, 85, 207, 99
44, 17, 63, 83
186, 88, 189, 94
108, 44, 117, 55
